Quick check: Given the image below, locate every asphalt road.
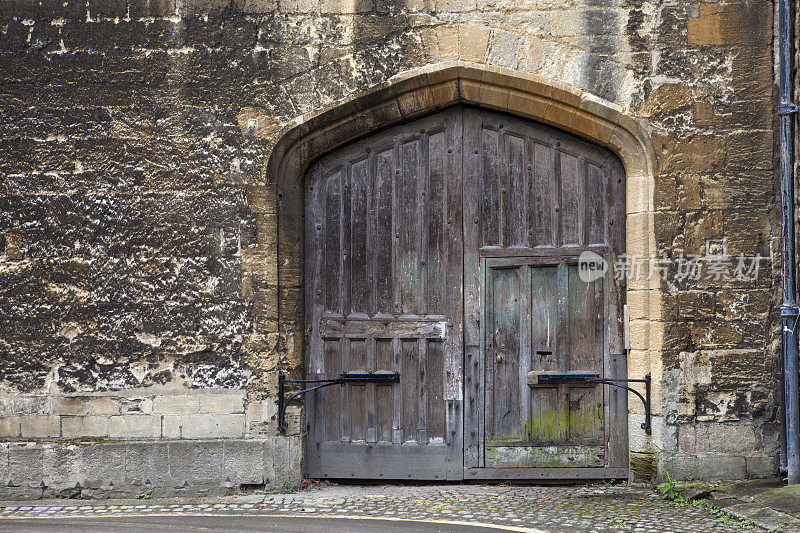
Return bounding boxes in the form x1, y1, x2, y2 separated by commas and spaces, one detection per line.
0, 515, 538, 532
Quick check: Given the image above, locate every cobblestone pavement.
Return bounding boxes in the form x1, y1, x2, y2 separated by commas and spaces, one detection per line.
0, 484, 763, 532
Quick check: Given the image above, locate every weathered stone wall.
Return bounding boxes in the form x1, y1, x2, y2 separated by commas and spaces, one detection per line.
0, 0, 779, 491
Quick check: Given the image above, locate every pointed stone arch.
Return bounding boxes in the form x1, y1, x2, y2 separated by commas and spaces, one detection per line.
261, 60, 658, 456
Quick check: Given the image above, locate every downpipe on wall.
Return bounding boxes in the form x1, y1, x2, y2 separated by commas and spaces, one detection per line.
778, 0, 800, 485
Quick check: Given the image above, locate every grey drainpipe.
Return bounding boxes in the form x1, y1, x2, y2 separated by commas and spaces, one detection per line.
778, 0, 800, 485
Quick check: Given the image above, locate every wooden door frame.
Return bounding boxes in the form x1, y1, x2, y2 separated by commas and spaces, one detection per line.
262, 62, 658, 479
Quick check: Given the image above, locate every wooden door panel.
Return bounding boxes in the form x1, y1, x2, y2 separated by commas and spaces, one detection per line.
485, 260, 607, 468
464, 107, 626, 475
305, 108, 463, 480
306, 105, 625, 479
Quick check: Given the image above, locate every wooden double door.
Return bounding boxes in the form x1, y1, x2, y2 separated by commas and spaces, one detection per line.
304, 106, 627, 480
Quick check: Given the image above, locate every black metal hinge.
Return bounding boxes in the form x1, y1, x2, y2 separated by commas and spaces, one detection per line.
277, 372, 400, 434
537, 372, 652, 434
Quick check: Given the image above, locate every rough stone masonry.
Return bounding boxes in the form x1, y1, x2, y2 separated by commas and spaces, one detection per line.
0, 0, 782, 496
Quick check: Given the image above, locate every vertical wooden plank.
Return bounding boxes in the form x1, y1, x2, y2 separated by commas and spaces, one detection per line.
559, 151, 582, 246
402, 339, 419, 443
324, 339, 341, 442
376, 339, 394, 443
462, 108, 483, 468
518, 264, 532, 438
527, 387, 564, 441
392, 337, 403, 444
443, 108, 464, 475
568, 386, 602, 440
366, 336, 377, 443
324, 171, 341, 313
398, 139, 421, 315
488, 266, 521, 440
340, 337, 352, 443
427, 340, 445, 441
556, 263, 570, 372
419, 132, 430, 317
586, 162, 605, 245
350, 338, 367, 442
427, 130, 446, 315
376, 149, 394, 315
341, 165, 352, 315
418, 338, 428, 444
525, 139, 535, 248
504, 134, 526, 247
594, 275, 606, 440
350, 158, 369, 314
568, 264, 596, 373
531, 265, 559, 372
533, 142, 556, 246
481, 127, 500, 247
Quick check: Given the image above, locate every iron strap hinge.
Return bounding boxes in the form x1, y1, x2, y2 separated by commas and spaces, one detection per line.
536, 372, 652, 435
277, 372, 400, 433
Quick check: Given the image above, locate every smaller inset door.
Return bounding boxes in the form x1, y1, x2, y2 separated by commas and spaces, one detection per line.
485, 257, 612, 469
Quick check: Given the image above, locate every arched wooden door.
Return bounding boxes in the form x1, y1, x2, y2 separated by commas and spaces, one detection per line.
304, 106, 627, 480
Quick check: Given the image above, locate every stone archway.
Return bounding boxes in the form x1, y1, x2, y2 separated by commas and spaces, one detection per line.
261, 61, 657, 472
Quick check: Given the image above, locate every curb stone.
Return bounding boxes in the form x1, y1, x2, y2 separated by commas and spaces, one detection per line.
723, 502, 800, 531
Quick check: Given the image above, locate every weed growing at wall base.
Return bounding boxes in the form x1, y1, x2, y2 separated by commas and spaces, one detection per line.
657, 472, 755, 529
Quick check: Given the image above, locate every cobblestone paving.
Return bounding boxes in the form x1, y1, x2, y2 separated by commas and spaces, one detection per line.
0, 484, 762, 532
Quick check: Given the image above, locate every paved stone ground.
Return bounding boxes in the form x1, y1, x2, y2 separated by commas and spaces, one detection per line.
0, 484, 763, 532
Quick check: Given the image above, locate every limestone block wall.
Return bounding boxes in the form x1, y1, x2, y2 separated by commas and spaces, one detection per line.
0, 0, 781, 491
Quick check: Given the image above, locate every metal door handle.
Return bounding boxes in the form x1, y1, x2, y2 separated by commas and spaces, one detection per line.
496, 354, 502, 363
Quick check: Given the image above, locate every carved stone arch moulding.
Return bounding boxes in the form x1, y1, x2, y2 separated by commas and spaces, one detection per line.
263, 61, 658, 436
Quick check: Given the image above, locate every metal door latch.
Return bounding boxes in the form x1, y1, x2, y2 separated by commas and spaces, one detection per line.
277, 372, 400, 433
535, 370, 652, 434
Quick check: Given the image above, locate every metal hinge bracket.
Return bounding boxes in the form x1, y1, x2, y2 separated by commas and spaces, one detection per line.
277, 372, 400, 433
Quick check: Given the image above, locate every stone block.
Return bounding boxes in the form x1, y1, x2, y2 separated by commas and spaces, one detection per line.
0, 445, 8, 481
42, 444, 84, 489
128, 0, 176, 17
237, 0, 279, 14
21, 416, 61, 438
0, 396, 49, 418
168, 441, 225, 484
0, 417, 21, 438
223, 440, 270, 484
121, 397, 153, 414
152, 395, 200, 414
694, 455, 747, 480
107, 415, 162, 439
273, 436, 291, 487
9, 445, 43, 485
658, 455, 699, 481
76, 443, 126, 487
198, 393, 246, 414
458, 26, 490, 64
436, 0, 476, 13
125, 442, 170, 486
86, 397, 120, 416
287, 435, 302, 485
181, 414, 245, 439
746, 455, 777, 478
677, 291, 714, 320
435, 26, 459, 61
687, 3, 771, 47
630, 451, 656, 483
61, 416, 109, 438
53, 397, 87, 416
278, 0, 316, 12
726, 130, 773, 171
319, 0, 373, 13
162, 415, 182, 439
